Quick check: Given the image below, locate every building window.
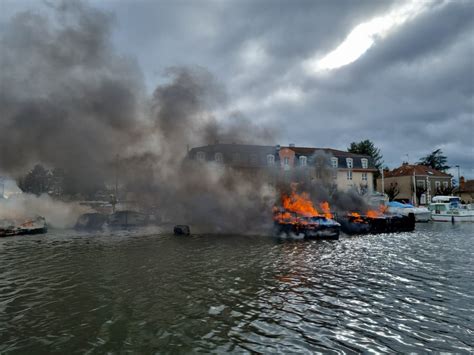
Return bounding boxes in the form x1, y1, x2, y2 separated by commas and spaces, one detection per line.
362, 172, 368, 181
331, 157, 338, 168
299, 156, 307, 166
417, 180, 425, 189
250, 154, 258, 165
284, 157, 289, 166
196, 151, 205, 162
232, 153, 240, 163
267, 154, 275, 166
443, 181, 449, 188
347, 171, 352, 180
361, 158, 368, 169
214, 152, 223, 163
346, 158, 353, 169
332, 170, 337, 180
435, 181, 441, 190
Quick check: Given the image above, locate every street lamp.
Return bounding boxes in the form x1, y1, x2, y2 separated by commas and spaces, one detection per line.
455, 165, 460, 196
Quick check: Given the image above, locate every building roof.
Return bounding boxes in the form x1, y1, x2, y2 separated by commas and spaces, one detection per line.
287, 146, 376, 170
384, 164, 451, 178
455, 179, 474, 193
188, 143, 277, 167
189, 144, 377, 170
287, 146, 370, 159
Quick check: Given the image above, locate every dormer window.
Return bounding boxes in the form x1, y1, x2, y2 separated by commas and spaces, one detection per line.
196, 151, 206, 162
331, 157, 338, 168
215, 152, 223, 163
267, 154, 275, 166
361, 158, 368, 169
299, 156, 307, 167
346, 158, 353, 169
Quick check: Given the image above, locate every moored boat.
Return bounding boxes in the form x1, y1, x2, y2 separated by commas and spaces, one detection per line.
387, 201, 431, 222
428, 196, 474, 222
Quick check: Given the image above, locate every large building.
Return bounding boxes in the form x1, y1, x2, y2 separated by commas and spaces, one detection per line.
188, 143, 377, 194
376, 163, 452, 205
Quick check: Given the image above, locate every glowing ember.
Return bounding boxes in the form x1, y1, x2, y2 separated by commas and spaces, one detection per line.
349, 212, 365, 223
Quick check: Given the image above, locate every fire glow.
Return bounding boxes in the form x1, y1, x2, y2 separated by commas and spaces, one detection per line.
273, 186, 333, 224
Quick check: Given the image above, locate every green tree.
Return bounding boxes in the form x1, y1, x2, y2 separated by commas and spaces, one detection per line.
18, 164, 51, 195
418, 149, 450, 172
347, 140, 383, 171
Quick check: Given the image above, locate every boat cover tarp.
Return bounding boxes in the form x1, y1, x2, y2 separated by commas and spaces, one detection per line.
388, 201, 414, 208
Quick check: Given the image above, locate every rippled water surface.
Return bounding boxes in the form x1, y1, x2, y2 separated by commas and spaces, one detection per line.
1, 223, 473, 353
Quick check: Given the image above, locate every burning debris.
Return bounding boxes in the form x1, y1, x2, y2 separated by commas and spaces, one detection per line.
337, 206, 415, 235
0, 216, 47, 237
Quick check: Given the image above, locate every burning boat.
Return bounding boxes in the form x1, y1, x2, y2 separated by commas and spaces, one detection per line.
0, 216, 48, 237
273, 190, 340, 240
337, 207, 415, 235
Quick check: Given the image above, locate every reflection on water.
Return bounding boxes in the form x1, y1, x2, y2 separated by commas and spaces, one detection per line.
0, 223, 473, 353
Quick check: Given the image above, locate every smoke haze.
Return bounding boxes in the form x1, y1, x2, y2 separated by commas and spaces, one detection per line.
0, 1, 280, 232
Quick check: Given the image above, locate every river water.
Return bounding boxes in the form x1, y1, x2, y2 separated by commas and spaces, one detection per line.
1, 223, 473, 353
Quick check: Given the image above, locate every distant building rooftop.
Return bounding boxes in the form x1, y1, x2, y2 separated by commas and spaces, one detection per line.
384, 164, 451, 178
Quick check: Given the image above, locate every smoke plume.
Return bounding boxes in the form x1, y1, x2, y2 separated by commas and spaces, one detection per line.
0, 1, 278, 232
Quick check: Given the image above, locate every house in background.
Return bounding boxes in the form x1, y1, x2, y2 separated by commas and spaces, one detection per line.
454, 177, 474, 203
188, 143, 377, 194
377, 163, 452, 205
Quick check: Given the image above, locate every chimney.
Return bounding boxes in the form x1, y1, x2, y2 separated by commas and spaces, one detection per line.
275, 144, 281, 152
460, 176, 465, 190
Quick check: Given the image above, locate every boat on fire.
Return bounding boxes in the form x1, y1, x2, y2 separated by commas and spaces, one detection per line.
337, 211, 415, 235
0, 216, 48, 237
428, 196, 474, 222
273, 209, 341, 239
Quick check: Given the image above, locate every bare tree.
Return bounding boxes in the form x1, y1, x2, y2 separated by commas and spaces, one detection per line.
385, 183, 400, 201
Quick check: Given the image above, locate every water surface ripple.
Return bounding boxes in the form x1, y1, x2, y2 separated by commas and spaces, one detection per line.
0, 223, 473, 353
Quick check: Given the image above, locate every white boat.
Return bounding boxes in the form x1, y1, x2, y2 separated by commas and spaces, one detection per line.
387, 201, 431, 222
428, 196, 474, 222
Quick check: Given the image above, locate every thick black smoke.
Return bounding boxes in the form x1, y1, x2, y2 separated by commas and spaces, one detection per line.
0, 1, 278, 232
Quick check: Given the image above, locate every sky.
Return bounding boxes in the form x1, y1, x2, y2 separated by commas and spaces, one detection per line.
1, 0, 473, 179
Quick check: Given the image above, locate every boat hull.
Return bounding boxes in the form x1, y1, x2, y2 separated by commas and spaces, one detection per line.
274, 222, 340, 240
337, 214, 415, 235
431, 213, 474, 222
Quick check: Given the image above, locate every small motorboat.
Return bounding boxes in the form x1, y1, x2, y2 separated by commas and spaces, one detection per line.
429, 196, 474, 222
387, 201, 431, 222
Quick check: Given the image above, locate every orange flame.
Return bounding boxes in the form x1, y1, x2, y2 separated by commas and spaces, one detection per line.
282, 191, 319, 217
349, 212, 365, 223
319, 201, 333, 219
366, 205, 387, 218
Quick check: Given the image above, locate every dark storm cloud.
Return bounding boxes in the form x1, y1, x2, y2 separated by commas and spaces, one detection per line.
1, 0, 472, 178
